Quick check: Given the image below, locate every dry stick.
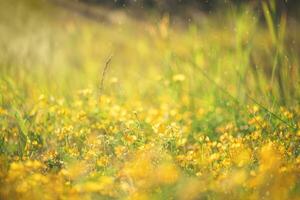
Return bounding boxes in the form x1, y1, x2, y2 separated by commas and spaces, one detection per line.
192, 63, 296, 130
99, 55, 112, 100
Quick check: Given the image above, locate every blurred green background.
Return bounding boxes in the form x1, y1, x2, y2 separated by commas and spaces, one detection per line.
0, 0, 299, 107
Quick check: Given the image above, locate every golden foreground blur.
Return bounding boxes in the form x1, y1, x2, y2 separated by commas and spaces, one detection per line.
0, 0, 300, 199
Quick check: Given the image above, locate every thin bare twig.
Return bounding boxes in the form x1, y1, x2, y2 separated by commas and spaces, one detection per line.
99, 55, 112, 99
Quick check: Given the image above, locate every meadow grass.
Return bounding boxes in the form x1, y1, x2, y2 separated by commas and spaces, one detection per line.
0, 0, 299, 199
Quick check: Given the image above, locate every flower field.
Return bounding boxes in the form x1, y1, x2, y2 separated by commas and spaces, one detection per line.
0, 0, 299, 199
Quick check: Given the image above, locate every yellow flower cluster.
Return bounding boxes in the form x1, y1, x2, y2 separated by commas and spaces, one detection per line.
0, 92, 299, 200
